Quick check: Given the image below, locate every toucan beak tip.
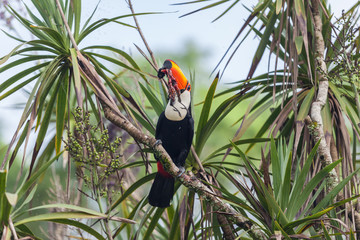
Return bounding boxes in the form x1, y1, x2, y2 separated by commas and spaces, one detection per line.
157, 68, 165, 79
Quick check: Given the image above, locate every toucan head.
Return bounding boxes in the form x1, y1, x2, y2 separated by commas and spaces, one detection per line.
158, 60, 191, 101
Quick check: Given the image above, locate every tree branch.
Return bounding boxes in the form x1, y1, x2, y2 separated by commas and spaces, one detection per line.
55, 1, 265, 238
55, 0, 79, 51
102, 103, 265, 239
310, 0, 339, 192
127, 0, 158, 70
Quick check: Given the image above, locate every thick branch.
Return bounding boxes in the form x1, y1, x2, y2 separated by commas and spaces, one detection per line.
310, 0, 339, 192
102, 103, 265, 239
55, 2, 264, 238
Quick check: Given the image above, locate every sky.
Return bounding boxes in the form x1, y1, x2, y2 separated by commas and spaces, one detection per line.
0, 0, 358, 139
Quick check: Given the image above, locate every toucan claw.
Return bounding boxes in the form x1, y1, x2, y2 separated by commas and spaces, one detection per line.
177, 167, 185, 177
154, 139, 162, 148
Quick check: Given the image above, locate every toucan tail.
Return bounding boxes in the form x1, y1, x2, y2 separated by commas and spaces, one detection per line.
148, 173, 174, 208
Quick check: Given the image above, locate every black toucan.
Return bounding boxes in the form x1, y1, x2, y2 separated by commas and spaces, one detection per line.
148, 59, 194, 208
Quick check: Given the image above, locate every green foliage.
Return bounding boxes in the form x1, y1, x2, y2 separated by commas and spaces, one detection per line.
66, 107, 123, 199
0, 152, 116, 239
1, 0, 360, 239
223, 137, 359, 238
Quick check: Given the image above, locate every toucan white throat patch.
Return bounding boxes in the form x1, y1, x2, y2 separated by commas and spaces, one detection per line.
164, 90, 191, 121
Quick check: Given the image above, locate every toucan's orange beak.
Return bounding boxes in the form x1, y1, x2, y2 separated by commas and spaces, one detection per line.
158, 59, 191, 92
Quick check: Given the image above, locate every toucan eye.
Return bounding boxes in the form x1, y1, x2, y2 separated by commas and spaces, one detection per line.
163, 60, 172, 69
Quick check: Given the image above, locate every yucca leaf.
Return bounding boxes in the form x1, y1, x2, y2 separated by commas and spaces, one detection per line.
0, 55, 54, 74
0, 62, 49, 94
330, 82, 360, 123
212, 0, 240, 22
78, 13, 159, 43
294, 36, 304, 54
113, 200, 148, 238
17, 44, 59, 55
30, 25, 66, 49
108, 173, 155, 213
311, 168, 360, 214
321, 220, 332, 240
34, 71, 62, 156
225, 86, 265, 160
286, 194, 360, 232
23, 3, 45, 27
28, 39, 66, 54
88, 56, 155, 128
278, 148, 292, 209
14, 212, 106, 226
49, 219, 106, 240
0, 73, 40, 101
4, 66, 47, 167
28, 203, 107, 216
16, 151, 62, 199
296, 87, 314, 121
247, 7, 277, 79
179, 0, 229, 18
81, 0, 101, 30
30, 0, 57, 29
205, 138, 270, 162
70, 48, 83, 106
11, 185, 37, 219
8, 5, 50, 41
55, 70, 69, 154
0, 42, 26, 65
143, 207, 166, 240
83, 45, 146, 79
275, 0, 283, 14
195, 92, 244, 154
1, 28, 26, 43
0, 170, 9, 225
288, 154, 340, 220
139, 82, 163, 116
274, 221, 292, 240
168, 212, 180, 239
271, 137, 281, 199
35, 58, 64, 129
196, 73, 219, 147
86, 52, 149, 79
130, 108, 156, 135
232, 142, 289, 226
72, 0, 81, 40
8, 121, 30, 167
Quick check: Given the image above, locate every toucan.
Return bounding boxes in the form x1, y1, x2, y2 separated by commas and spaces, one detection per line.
148, 59, 194, 208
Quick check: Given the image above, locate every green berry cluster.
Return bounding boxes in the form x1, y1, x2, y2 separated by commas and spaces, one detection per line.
65, 107, 123, 200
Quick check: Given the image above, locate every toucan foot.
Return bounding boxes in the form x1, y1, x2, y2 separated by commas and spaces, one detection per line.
154, 139, 162, 148
177, 167, 185, 177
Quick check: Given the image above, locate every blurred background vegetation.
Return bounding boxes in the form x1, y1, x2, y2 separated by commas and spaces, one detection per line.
1, 0, 360, 239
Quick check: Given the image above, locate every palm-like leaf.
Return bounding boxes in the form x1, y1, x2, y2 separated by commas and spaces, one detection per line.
0, 0, 152, 172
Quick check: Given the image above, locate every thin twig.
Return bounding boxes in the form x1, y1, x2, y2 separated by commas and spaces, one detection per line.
55, 0, 79, 51
127, 0, 158, 70
55, 1, 264, 237
191, 146, 205, 172
9, 217, 18, 240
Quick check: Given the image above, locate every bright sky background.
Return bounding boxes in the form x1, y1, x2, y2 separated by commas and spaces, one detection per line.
0, 0, 358, 139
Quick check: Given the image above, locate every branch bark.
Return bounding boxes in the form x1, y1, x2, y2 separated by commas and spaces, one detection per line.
310, 0, 339, 192
102, 103, 265, 239
55, 2, 266, 238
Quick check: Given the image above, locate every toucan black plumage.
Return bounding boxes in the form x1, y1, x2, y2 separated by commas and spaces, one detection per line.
148, 59, 194, 208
